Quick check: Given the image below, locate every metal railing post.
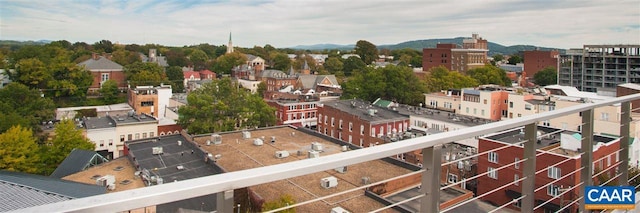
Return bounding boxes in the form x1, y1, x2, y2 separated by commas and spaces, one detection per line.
620, 101, 631, 185
522, 124, 537, 213
217, 190, 234, 213
580, 109, 594, 212
420, 145, 442, 212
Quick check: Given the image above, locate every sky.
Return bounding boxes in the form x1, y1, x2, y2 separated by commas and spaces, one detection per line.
1, 0, 639, 49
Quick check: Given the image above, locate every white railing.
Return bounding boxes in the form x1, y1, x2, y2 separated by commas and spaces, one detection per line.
20, 93, 640, 213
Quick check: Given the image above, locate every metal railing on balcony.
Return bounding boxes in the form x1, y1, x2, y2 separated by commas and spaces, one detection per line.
20, 93, 640, 213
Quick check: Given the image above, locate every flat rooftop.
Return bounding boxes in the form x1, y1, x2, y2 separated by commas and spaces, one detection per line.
193, 126, 413, 213
483, 126, 618, 157
127, 134, 221, 182
83, 114, 157, 129
62, 158, 145, 193
396, 105, 492, 127
325, 99, 409, 123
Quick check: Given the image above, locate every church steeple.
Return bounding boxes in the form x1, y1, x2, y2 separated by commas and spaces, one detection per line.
226, 32, 234, 54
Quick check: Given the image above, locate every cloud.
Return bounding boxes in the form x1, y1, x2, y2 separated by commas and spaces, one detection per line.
1, 0, 638, 49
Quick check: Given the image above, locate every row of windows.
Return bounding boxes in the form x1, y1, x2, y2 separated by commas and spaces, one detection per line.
488, 152, 561, 179
119, 132, 155, 142
288, 104, 317, 110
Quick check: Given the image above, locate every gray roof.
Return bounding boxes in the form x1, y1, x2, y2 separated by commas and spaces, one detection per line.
83, 116, 115, 129
0, 171, 106, 211
325, 99, 409, 123
50, 149, 109, 179
83, 114, 157, 130
297, 75, 339, 90
77, 56, 123, 71
245, 54, 263, 62
258, 69, 289, 79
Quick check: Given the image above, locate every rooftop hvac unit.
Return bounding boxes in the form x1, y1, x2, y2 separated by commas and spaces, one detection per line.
206, 140, 211, 146
341, 145, 348, 152
177, 140, 182, 146
96, 175, 116, 187
152, 147, 163, 155
156, 177, 163, 185
321, 176, 338, 189
211, 134, 222, 145
331, 207, 351, 213
275, 150, 290, 159
308, 150, 320, 158
242, 131, 251, 139
311, 142, 323, 151
362, 177, 370, 185
177, 165, 185, 170
335, 166, 347, 174
270, 136, 276, 144
254, 138, 264, 146
107, 184, 116, 191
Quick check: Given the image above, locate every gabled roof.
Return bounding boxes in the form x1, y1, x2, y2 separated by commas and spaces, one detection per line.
50, 149, 109, 179
297, 75, 317, 89
315, 75, 339, 86
0, 170, 106, 211
199, 69, 215, 75
77, 56, 123, 71
183, 71, 201, 79
245, 54, 265, 62
258, 69, 289, 79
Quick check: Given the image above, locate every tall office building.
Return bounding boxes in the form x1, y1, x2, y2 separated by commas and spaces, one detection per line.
558, 45, 640, 93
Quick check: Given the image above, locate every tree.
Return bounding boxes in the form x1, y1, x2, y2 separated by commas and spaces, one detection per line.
12, 58, 51, 89
47, 60, 93, 98
0, 125, 41, 174
533, 67, 558, 86
166, 66, 185, 92
178, 78, 276, 134
262, 194, 296, 213
257, 81, 267, 97
507, 55, 522, 65
355, 40, 378, 65
212, 52, 247, 75
188, 49, 209, 70
0, 83, 55, 133
93, 39, 114, 53
111, 47, 140, 66
425, 66, 479, 92
42, 119, 95, 174
271, 52, 291, 71
342, 65, 428, 105
492, 54, 504, 63
467, 65, 511, 86
124, 62, 168, 87
99, 80, 120, 104
323, 57, 343, 74
343, 56, 366, 76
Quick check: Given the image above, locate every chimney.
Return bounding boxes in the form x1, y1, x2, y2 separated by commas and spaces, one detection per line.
92, 53, 99, 60
102, 53, 112, 60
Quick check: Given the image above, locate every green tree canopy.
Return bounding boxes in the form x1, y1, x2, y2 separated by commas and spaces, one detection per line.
467, 65, 511, 86
99, 79, 120, 104
188, 49, 209, 70
343, 56, 366, 76
533, 67, 558, 86
425, 66, 480, 92
178, 78, 276, 134
271, 52, 291, 71
323, 57, 343, 74
342, 65, 427, 105
124, 62, 168, 87
12, 58, 51, 89
166, 66, 185, 92
0, 125, 41, 174
507, 55, 522, 65
42, 119, 95, 174
212, 52, 247, 75
0, 83, 55, 133
355, 40, 378, 65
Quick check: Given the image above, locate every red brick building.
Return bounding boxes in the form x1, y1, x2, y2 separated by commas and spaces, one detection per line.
423, 34, 489, 72
78, 53, 126, 91
477, 126, 620, 213
317, 99, 410, 147
256, 70, 297, 92
523, 50, 559, 79
267, 96, 320, 127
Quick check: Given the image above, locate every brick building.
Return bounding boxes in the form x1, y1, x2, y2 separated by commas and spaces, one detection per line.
523, 50, 559, 79
317, 99, 410, 147
267, 94, 320, 127
458, 86, 509, 121
255, 70, 297, 92
423, 34, 488, 72
127, 85, 172, 119
77, 53, 126, 92
477, 126, 620, 213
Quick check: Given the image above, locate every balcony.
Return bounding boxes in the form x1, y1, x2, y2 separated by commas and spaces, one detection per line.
21, 94, 640, 213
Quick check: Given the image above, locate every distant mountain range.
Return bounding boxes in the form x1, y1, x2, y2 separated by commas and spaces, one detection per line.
292, 37, 563, 56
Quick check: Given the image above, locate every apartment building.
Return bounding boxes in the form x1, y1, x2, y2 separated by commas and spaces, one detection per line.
558, 45, 640, 93
523, 50, 559, 79
127, 85, 172, 119
83, 113, 158, 159
317, 99, 410, 147
457, 86, 509, 121
424, 90, 461, 113
423, 34, 489, 72
478, 126, 621, 213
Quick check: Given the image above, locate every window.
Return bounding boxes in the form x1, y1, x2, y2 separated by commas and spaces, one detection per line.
101, 73, 109, 82
483, 99, 487, 104
515, 157, 520, 169
339, 119, 343, 129
128, 134, 132, 140
547, 184, 559, 196
473, 108, 477, 115
481, 109, 485, 116
488, 151, 498, 163
517, 113, 522, 117
513, 199, 522, 208
488, 167, 498, 179
120, 135, 125, 142
514, 174, 519, 186
331, 117, 335, 127
509, 102, 514, 108
349, 122, 353, 132
99, 140, 104, 147
371, 128, 376, 137
548, 167, 561, 179
466, 107, 469, 113
448, 174, 458, 183
150, 132, 154, 137
135, 133, 140, 140
601, 112, 609, 121
324, 116, 327, 124
525, 104, 532, 110
360, 125, 364, 135
141, 101, 154, 106
108, 139, 113, 146
143, 133, 147, 138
